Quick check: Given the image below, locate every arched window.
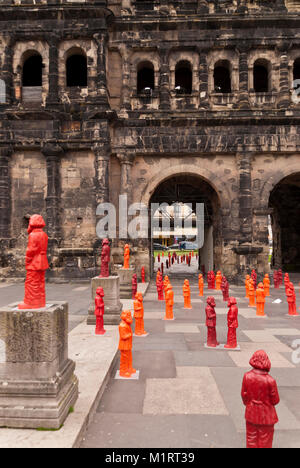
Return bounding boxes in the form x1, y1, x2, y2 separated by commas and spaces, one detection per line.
175, 60, 192, 94
0, 79, 6, 103
137, 61, 155, 95
293, 58, 300, 83
22, 54, 43, 87
213, 60, 231, 93
253, 59, 270, 93
66, 52, 87, 87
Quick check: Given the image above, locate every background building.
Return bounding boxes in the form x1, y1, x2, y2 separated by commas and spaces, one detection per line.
0, 0, 299, 281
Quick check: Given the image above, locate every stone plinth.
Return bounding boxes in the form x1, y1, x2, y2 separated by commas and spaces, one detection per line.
117, 267, 135, 299
0, 302, 78, 429
87, 276, 123, 325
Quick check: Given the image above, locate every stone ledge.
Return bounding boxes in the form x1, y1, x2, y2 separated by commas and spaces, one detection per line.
0, 321, 119, 448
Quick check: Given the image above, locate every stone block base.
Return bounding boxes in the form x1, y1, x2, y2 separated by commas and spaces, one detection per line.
0, 302, 78, 429
87, 276, 122, 326
117, 267, 135, 299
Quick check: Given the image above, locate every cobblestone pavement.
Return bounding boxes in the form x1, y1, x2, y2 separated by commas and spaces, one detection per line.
81, 269, 300, 449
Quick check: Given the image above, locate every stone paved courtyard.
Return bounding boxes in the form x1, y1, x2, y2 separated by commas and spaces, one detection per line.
80, 268, 300, 449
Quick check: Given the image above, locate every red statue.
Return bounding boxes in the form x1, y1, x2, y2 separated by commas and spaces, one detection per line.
278, 269, 283, 286
132, 273, 138, 299
123, 244, 130, 269
205, 296, 219, 347
157, 274, 164, 301
241, 350, 280, 448
221, 276, 229, 302
251, 270, 257, 290
161, 262, 164, 275
274, 271, 280, 289
183, 279, 192, 309
158, 254, 160, 263
99, 238, 110, 278
165, 283, 174, 320
94, 287, 106, 335
134, 292, 147, 336
225, 297, 238, 348
208, 271, 215, 289
118, 310, 136, 378
18, 214, 49, 310
286, 282, 298, 316
141, 266, 145, 283
166, 259, 169, 269
256, 282, 266, 317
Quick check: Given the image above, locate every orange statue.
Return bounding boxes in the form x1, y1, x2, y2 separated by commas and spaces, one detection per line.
256, 282, 266, 317
18, 214, 49, 310
183, 279, 192, 309
245, 275, 250, 298
164, 283, 174, 320
215, 271, 222, 290
263, 274, 270, 297
248, 279, 256, 308
123, 243, 130, 269
134, 292, 148, 336
163, 275, 170, 298
118, 310, 136, 378
198, 273, 204, 297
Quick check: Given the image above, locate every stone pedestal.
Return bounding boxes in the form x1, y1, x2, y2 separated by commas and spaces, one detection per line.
117, 267, 135, 299
87, 276, 123, 325
0, 302, 78, 429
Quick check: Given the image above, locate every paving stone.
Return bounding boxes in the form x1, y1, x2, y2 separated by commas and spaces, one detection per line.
165, 323, 201, 334
97, 379, 146, 414
174, 350, 236, 367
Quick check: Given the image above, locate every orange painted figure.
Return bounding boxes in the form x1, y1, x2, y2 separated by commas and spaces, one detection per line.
286, 282, 298, 316
183, 279, 192, 309
245, 275, 250, 298
198, 274, 204, 297
248, 279, 256, 308
123, 244, 130, 269
215, 271, 222, 290
163, 275, 170, 299
118, 310, 136, 378
256, 282, 266, 317
18, 214, 49, 310
263, 274, 270, 297
134, 292, 148, 336
164, 283, 174, 320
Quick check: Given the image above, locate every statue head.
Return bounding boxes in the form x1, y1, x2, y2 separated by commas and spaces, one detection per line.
258, 282, 264, 289
249, 350, 271, 372
121, 310, 132, 324
227, 297, 237, 307
96, 287, 104, 297
207, 296, 216, 307
102, 238, 109, 245
28, 214, 46, 234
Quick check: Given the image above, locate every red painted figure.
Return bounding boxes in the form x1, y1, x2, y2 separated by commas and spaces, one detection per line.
18, 214, 49, 310
278, 269, 283, 286
157, 274, 164, 301
286, 282, 298, 316
241, 350, 280, 448
211, 271, 216, 289
118, 310, 136, 378
273, 271, 280, 289
221, 276, 230, 302
225, 297, 238, 348
134, 292, 147, 336
256, 282, 266, 317
205, 296, 219, 347
141, 266, 145, 283
251, 270, 257, 290
158, 254, 160, 263
99, 238, 110, 278
94, 287, 106, 335
165, 283, 174, 320
132, 273, 138, 299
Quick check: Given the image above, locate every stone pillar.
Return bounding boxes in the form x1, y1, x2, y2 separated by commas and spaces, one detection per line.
237, 153, 253, 243
277, 42, 291, 109
158, 48, 171, 110
93, 142, 110, 207
120, 45, 132, 111
198, 50, 209, 109
0, 146, 12, 240
42, 143, 63, 244
236, 44, 250, 109
2, 38, 14, 105
46, 35, 60, 105
118, 153, 135, 207
94, 33, 109, 108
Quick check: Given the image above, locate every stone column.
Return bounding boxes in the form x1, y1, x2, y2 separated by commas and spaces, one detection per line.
236, 44, 250, 109
0, 146, 12, 240
93, 142, 110, 207
198, 49, 209, 109
94, 32, 109, 108
2, 38, 15, 105
158, 47, 171, 110
42, 143, 64, 243
277, 42, 291, 109
46, 34, 60, 105
236, 153, 253, 243
120, 45, 131, 110
118, 153, 135, 207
